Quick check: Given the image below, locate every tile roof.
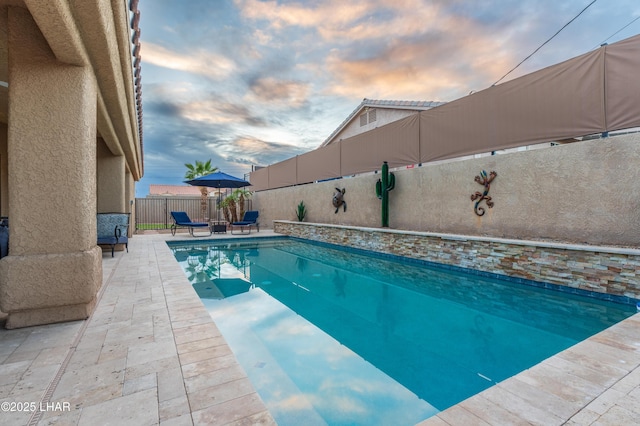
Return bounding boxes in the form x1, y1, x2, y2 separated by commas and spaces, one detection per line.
363, 99, 446, 108
321, 98, 447, 147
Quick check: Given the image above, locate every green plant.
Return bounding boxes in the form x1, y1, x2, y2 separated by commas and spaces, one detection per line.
375, 161, 395, 227
233, 188, 252, 221
219, 197, 232, 223
224, 193, 239, 223
296, 201, 307, 222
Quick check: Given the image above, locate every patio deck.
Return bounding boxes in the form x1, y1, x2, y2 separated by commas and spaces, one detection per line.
0, 231, 638, 425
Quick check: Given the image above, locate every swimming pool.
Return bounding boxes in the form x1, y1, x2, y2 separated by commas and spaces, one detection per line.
168, 237, 636, 425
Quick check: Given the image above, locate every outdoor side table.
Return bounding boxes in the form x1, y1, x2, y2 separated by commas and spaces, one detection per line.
211, 221, 227, 234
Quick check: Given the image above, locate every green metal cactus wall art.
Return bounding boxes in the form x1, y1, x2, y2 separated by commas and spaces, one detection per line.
471, 170, 497, 216
375, 161, 395, 227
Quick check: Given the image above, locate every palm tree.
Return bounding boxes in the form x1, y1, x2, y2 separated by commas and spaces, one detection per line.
184, 159, 218, 220
233, 188, 252, 221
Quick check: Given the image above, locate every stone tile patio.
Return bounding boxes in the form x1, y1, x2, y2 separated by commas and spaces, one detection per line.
0, 231, 638, 425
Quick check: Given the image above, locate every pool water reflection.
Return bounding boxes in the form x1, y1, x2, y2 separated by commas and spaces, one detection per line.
169, 238, 636, 425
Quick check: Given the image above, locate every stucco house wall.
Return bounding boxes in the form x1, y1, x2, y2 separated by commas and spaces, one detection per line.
0, 1, 143, 328
319, 99, 446, 148
333, 108, 421, 142
0, 122, 6, 217
253, 133, 640, 247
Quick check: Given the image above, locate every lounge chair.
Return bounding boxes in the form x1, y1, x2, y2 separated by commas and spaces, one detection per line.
97, 213, 129, 257
170, 211, 212, 237
229, 211, 260, 235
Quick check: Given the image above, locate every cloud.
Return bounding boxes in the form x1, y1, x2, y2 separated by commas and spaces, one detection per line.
311, 4, 522, 99
323, 40, 487, 100
145, 100, 182, 119
317, 1, 443, 42
235, 0, 448, 44
252, 28, 273, 45
181, 99, 268, 127
247, 77, 310, 107
142, 42, 236, 78
139, 121, 255, 191
144, 82, 268, 128
219, 136, 308, 167
235, 0, 374, 31
233, 0, 518, 100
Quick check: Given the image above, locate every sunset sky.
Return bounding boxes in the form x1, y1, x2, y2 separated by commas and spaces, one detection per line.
137, 0, 640, 196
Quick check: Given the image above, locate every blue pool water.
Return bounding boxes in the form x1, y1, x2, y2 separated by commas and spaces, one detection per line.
168, 237, 636, 425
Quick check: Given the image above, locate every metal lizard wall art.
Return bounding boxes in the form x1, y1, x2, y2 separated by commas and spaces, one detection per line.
332, 188, 347, 213
471, 170, 497, 216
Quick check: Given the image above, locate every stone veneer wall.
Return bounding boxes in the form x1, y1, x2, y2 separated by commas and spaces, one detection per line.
274, 221, 640, 301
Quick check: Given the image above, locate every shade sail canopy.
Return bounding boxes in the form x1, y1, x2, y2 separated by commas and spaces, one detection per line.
185, 171, 251, 188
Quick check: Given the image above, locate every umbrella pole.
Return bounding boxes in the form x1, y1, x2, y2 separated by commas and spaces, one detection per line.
217, 190, 221, 221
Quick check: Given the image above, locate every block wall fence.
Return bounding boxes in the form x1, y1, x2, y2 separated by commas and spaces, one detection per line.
253, 133, 640, 247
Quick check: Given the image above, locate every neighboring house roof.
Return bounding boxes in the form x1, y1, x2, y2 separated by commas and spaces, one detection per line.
320, 98, 446, 147
148, 184, 216, 197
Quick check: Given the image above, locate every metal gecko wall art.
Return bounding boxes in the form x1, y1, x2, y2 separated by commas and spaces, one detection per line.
470, 170, 497, 216
332, 187, 347, 213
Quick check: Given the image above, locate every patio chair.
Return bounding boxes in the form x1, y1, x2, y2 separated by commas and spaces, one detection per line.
229, 211, 260, 235
170, 211, 212, 237
0, 218, 8, 259
97, 213, 129, 257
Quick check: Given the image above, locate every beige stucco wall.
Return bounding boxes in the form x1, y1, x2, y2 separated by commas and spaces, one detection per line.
0, 6, 104, 328
126, 169, 134, 237
97, 137, 126, 213
0, 2, 142, 328
0, 122, 6, 217
254, 133, 640, 247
